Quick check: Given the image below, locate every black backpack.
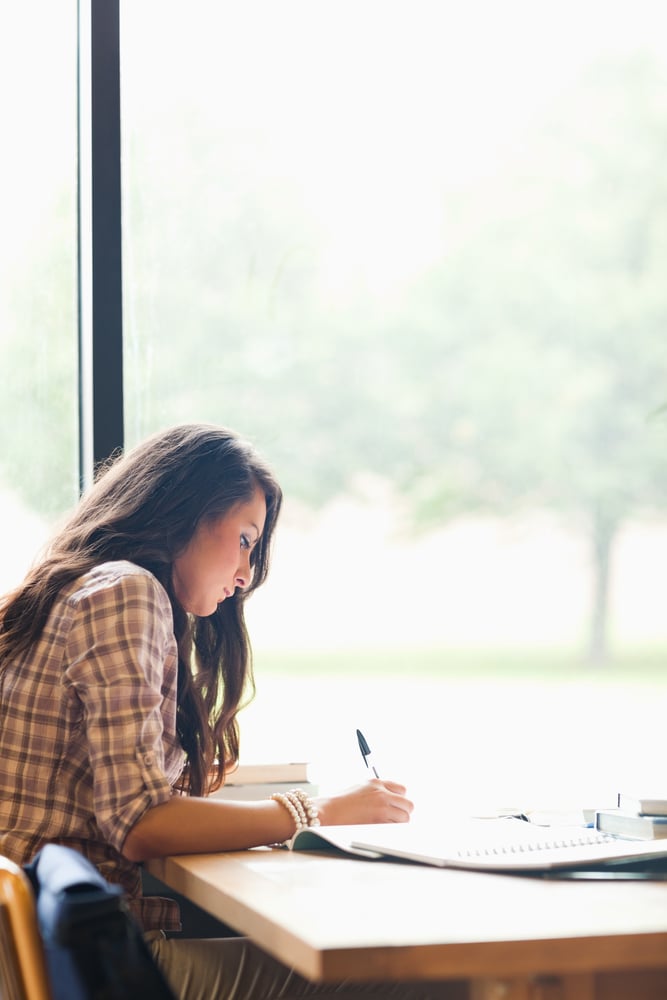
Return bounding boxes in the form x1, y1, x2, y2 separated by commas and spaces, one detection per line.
25, 844, 176, 1000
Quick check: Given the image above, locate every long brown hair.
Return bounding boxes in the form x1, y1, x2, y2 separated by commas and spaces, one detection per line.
0, 424, 282, 796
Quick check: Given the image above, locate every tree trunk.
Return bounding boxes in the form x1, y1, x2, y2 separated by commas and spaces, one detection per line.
588, 507, 618, 666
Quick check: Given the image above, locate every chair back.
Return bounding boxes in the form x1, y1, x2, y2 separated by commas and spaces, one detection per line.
0, 854, 52, 1000
27, 844, 175, 1000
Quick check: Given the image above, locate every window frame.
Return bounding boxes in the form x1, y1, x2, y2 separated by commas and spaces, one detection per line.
78, 0, 124, 490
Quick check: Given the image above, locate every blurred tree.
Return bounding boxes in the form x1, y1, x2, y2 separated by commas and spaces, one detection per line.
0, 2, 78, 523
0, 190, 78, 519
395, 55, 667, 663
4, 49, 667, 666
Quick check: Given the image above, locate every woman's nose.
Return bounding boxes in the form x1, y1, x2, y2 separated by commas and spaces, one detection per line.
235, 551, 252, 590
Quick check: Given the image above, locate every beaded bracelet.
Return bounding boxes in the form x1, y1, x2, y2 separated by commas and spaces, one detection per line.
291, 788, 320, 827
271, 789, 320, 834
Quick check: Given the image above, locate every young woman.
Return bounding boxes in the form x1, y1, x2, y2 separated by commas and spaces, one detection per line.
0, 424, 454, 1000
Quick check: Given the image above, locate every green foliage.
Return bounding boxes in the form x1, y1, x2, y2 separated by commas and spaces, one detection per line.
121, 53, 667, 541
119, 52, 667, 663
3, 50, 667, 662
0, 189, 79, 518
395, 55, 667, 533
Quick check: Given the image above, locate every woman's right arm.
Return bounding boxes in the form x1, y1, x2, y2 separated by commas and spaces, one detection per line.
122, 778, 413, 862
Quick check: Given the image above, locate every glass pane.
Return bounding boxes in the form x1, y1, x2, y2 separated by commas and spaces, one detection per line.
0, 4, 79, 595
121, 1, 667, 808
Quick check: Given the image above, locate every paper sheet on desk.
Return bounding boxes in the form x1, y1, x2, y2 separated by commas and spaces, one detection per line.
290, 817, 667, 873
405, 794, 606, 828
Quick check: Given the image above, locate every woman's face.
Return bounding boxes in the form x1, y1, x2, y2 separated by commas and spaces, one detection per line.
171, 487, 267, 616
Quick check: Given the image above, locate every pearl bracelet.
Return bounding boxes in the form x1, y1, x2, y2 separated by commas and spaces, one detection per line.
291, 788, 320, 827
271, 789, 320, 834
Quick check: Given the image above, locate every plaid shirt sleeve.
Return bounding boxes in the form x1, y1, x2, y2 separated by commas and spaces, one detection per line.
63, 566, 183, 854
0, 563, 186, 931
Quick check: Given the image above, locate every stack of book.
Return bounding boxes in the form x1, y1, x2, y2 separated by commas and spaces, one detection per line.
210, 760, 318, 801
595, 793, 667, 840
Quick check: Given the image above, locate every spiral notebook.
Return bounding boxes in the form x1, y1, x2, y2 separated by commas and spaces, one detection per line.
289, 817, 667, 873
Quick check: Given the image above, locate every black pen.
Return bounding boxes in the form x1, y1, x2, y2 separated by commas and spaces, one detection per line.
356, 728, 380, 778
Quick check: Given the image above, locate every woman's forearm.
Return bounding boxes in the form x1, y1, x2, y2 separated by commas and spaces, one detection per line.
122, 794, 297, 862
122, 778, 411, 862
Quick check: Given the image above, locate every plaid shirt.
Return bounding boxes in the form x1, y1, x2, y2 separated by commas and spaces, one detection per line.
0, 561, 186, 931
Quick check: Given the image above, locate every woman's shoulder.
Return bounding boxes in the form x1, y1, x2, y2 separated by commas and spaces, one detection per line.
64, 561, 170, 610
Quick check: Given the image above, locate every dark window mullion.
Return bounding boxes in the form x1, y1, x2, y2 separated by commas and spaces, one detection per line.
77, 0, 124, 491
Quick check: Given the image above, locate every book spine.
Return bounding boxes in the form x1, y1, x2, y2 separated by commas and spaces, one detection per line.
210, 781, 319, 801
595, 810, 667, 840
618, 795, 667, 817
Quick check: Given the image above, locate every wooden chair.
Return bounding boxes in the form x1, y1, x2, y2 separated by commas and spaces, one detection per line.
0, 854, 52, 1000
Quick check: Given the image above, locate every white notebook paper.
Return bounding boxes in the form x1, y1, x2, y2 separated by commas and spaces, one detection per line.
289, 817, 667, 873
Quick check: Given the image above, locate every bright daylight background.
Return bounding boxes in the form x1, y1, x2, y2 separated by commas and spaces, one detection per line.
2, 0, 667, 818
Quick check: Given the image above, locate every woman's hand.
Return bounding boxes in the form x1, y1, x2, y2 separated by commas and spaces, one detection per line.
314, 779, 414, 827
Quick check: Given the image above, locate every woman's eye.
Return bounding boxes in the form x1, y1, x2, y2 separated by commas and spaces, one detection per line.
240, 534, 250, 550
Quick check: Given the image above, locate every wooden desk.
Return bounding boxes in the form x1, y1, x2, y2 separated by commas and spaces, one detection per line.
146, 847, 667, 1000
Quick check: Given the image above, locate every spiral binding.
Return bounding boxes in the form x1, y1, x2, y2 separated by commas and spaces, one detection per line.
455, 829, 613, 858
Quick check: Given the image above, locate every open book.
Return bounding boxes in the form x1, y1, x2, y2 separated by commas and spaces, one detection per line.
288, 817, 667, 874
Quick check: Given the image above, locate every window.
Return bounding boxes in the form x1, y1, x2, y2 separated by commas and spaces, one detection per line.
5, 2, 667, 809
0, 4, 79, 594
118, 2, 667, 805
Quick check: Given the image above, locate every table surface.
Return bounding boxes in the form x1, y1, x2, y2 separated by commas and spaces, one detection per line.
146, 845, 667, 985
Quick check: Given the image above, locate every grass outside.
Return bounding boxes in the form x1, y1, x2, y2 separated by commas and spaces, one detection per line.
242, 646, 667, 807
253, 644, 667, 681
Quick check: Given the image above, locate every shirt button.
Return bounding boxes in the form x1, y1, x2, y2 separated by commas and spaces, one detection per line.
143, 752, 155, 767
